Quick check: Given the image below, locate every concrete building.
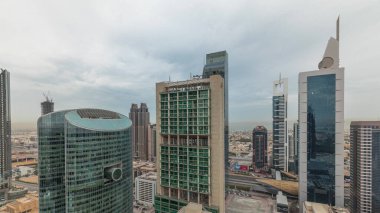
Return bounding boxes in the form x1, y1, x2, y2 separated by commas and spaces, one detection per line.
38, 109, 133, 213
350, 121, 380, 213
252, 126, 268, 171
302, 201, 349, 213
202, 51, 229, 175
178, 203, 211, 213
298, 18, 344, 208
276, 191, 288, 213
2, 193, 38, 213
130, 103, 150, 161
155, 75, 225, 213
41, 95, 54, 115
135, 172, 157, 206
149, 124, 157, 162
288, 122, 299, 174
133, 161, 156, 180
0, 69, 11, 200
273, 75, 288, 172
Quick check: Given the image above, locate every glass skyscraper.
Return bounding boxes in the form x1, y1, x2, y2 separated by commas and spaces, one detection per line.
272, 77, 288, 172
0, 69, 11, 200
252, 126, 268, 171
38, 109, 133, 213
298, 18, 344, 208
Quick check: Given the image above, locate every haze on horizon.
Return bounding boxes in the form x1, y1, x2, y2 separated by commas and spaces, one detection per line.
1, 0, 380, 130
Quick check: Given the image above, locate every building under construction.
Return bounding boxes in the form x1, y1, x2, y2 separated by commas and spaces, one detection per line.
41, 94, 54, 115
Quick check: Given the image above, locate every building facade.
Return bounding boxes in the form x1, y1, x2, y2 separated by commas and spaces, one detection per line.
135, 172, 157, 206
202, 51, 228, 173
273, 76, 288, 172
38, 109, 133, 213
41, 96, 54, 115
350, 121, 380, 213
298, 18, 344, 208
149, 124, 157, 162
0, 69, 11, 200
130, 103, 150, 161
154, 75, 225, 213
252, 126, 268, 171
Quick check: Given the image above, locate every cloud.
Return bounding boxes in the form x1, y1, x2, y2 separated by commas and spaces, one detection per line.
0, 0, 379, 128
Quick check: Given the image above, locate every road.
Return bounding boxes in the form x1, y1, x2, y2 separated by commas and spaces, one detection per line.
13, 180, 38, 192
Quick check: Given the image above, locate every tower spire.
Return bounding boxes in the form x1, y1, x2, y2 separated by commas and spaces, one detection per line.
336, 16, 340, 41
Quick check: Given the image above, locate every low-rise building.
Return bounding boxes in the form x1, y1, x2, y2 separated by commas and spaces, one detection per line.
135, 172, 157, 206
178, 203, 211, 213
1, 193, 38, 213
303, 201, 349, 213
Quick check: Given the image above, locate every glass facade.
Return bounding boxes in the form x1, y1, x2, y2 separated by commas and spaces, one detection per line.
372, 130, 380, 211
155, 88, 218, 213
38, 109, 133, 213
306, 74, 336, 205
252, 126, 267, 170
273, 95, 287, 170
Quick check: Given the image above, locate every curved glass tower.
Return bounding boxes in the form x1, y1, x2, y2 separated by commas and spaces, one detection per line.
38, 109, 133, 213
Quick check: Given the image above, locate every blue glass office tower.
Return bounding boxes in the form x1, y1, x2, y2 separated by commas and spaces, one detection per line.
298, 18, 344, 208
38, 109, 133, 213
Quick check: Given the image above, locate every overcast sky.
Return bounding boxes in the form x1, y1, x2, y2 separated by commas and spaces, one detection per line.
1, 0, 379, 129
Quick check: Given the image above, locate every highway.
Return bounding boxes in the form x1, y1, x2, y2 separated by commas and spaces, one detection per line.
13, 180, 38, 192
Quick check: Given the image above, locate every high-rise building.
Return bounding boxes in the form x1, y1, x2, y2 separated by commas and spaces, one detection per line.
38, 109, 133, 213
154, 75, 225, 213
149, 124, 157, 162
130, 103, 150, 161
288, 122, 299, 174
298, 18, 344, 207
135, 172, 157, 206
252, 126, 268, 171
202, 51, 228, 192
41, 94, 54, 115
0, 69, 11, 200
350, 121, 380, 213
273, 76, 288, 172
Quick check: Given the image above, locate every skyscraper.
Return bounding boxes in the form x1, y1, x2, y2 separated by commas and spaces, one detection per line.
202, 50, 228, 187
155, 75, 225, 213
149, 124, 157, 162
298, 18, 344, 207
273, 76, 288, 172
38, 109, 133, 213
350, 121, 380, 213
0, 69, 11, 200
41, 94, 54, 115
252, 126, 268, 171
129, 103, 150, 161
289, 121, 299, 174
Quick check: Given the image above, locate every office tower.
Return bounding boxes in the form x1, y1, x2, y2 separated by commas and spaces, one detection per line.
202, 50, 229, 190
273, 76, 288, 172
149, 124, 157, 162
350, 121, 380, 213
38, 109, 133, 213
292, 122, 300, 173
298, 18, 344, 207
0, 69, 11, 200
155, 75, 225, 213
41, 94, 54, 115
135, 172, 157, 206
130, 103, 150, 161
252, 126, 268, 171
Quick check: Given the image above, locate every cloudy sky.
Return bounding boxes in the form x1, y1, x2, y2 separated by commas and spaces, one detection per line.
1, 0, 379, 129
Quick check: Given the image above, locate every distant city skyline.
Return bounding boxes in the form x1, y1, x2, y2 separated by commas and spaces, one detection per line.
1, 1, 380, 127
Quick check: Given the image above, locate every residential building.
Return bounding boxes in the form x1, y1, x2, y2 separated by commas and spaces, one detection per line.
155, 75, 225, 213
350, 121, 380, 213
273, 76, 288, 172
38, 109, 133, 213
202, 51, 229, 174
298, 18, 344, 207
135, 172, 157, 206
41, 95, 54, 115
130, 103, 150, 161
252, 126, 268, 171
0, 69, 11, 200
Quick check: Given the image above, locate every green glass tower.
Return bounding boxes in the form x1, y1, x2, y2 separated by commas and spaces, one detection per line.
155, 75, 225, 213
38, 109, 133, 213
